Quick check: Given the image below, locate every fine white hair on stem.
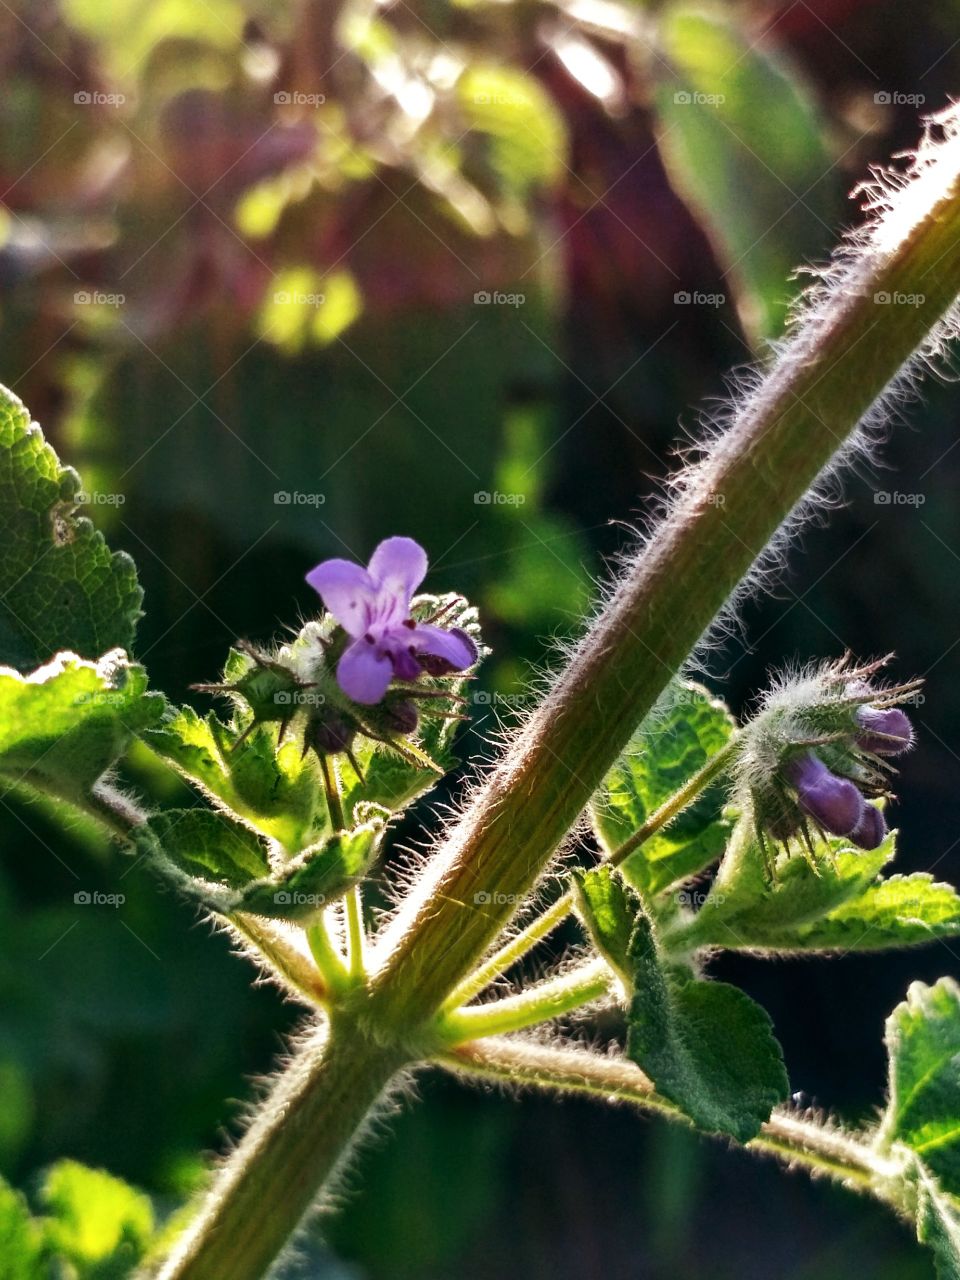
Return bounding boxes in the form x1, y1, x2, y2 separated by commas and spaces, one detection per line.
371, 101, 960, 973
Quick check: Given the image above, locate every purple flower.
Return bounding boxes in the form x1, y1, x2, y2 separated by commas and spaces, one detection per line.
855, 705, 913, 757
306, 536, 476, 705
849, 802, 887, 850
784, 752, 864, 837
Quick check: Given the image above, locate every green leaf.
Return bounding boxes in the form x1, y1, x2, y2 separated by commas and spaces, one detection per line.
0, 383, 142, 670
40, 1159, 154, 1277
145, 705, 324, 852
911, 1157, 960, 1280
627, 911, 788, 1140
0, 1177, 44, 1280
240, 821, 383, 923
571, 865, 637, 986
590, 679, 735, 896
676, 826, 896, 950
724, 873, 960, 954
0, 650, 163, 802
457, 66, 566, 199
143, 808, 272, 893
653, 8, 833, 342
879, 978, 960, 1195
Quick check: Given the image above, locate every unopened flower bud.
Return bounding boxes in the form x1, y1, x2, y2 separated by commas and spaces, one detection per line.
855, 705, 913, 756
784, 752, 864, 837
382, 699, 419, 735
848, 802, 887, 850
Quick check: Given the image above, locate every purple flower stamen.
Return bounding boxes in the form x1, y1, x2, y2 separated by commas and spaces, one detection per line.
306, 536, 476, 705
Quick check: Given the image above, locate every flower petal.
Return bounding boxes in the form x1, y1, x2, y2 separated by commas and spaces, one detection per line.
337, 638, 393, 705
306, 559, 375, 637
367, 537, 428, 615
411, 623, 476, 672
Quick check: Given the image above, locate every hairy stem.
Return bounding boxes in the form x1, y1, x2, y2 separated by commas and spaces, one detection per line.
436, 958, 612, 1043
370, 136, 960, 1027
152, 1025, 406, 1280
439, 1038, 904, 1193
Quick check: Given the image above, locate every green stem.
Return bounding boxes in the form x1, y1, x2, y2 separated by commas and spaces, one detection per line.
436, 958, 611, 1044
442, 892, 575, 1011
442, 737, 741, 1008
307, 918, 350, 994
153, 1025, 406, 1280
607, 737, 740, 867
345, 886, 366, 981
229, 914, 329, 1007
438, 1038, 904, 1194
319, 753, 345, 831
369, 152, 960, 1028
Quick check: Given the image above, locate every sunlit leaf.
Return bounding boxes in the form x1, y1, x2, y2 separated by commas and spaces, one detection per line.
40, 1159, 154, 1275
0, 384, 142, 671
654, 7, 834, 341
627, 908, 788, 1140
0, 650, 162, 803
590, 679, 735, 896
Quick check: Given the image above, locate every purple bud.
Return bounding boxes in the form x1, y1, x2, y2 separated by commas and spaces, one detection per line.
856, 705, 913, 756
848, 803, 887, 850
784, 752, 864, 837
383, 699, 419, 735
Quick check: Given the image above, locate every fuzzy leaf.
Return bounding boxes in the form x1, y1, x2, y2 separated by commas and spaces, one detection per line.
0, 383, 142, 670
571, 865, 637, 986
911, 1157, 960, 1280
627, 911, 788, 1140
727, 874, 960, 954
654, 7, 833, 342
879, 978, 960, 1196
590, 679, 735, 896
40, 1159, 154, 1276
679, 828, 896, 950
240, 822, 383, 923
145, 706, 324, 852
144, 808, 272, 892
0, 650, 163, 802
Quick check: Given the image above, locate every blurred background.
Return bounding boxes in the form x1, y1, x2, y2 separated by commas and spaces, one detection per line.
1, 0, 959, 1275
